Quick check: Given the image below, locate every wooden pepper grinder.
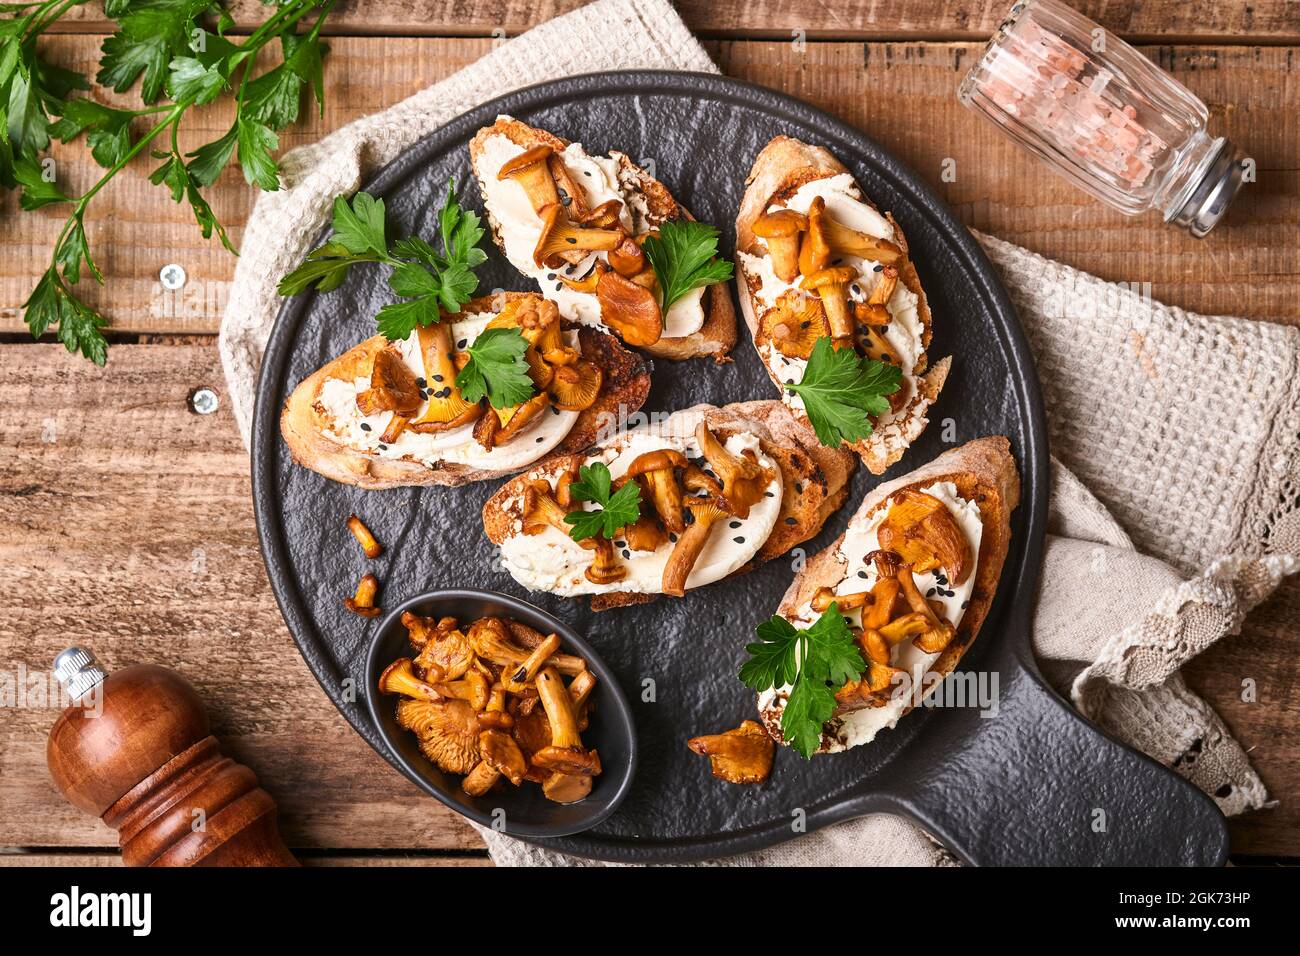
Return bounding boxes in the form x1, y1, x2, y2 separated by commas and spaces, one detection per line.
47, 648, 298, 867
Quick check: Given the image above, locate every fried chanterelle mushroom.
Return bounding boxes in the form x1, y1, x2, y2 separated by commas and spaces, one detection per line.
381, 612, 600, 803
687, 720, 775, 785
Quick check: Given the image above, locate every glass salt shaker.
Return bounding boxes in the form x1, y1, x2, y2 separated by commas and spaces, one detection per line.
958, 0, 1249, 236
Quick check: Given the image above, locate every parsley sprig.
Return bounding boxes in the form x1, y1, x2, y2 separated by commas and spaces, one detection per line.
563, 462, 642, 542
785, 337, 902, 448
740, 604, 866, 758
6, 0, 337, 365
641, 219, 733, 313
455, 326, 535, 409
278, 181, 488, 341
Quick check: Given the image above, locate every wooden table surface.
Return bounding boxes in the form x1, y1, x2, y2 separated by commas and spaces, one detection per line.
2, 1, 1297, 867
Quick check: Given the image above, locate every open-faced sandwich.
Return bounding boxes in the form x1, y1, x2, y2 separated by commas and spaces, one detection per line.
735, 136, 951, 474
740, 437, 1018, 757
482, 401, 857, 610
470, 116, 736, 362
281, 291, 649, 488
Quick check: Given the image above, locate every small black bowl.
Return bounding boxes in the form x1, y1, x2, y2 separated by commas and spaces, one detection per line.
364, 588, 637, 838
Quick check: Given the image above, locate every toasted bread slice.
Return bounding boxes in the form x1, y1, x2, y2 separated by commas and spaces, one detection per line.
483, 400, 856, 611
470, 116, 736, 362
757, 436, 1019, 753
280, 292, 650, 488
736, 136, 950, 475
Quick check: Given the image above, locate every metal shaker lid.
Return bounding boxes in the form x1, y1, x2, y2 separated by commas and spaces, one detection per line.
53, 647, 108, 701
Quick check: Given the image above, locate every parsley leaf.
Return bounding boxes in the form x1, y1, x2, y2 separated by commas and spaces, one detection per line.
785, 337, 902, 447
739, 604, 866, 758
279, 181, 489, 340
641, 219, 733, 312
24, 268, 109, 366
235, 115, 279, 191
97, 0, 215, 104
455, 327, 535, 408
563, 463, 642, 542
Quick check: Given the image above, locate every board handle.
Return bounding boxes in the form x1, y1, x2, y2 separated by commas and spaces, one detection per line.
874, 663, 1229, 866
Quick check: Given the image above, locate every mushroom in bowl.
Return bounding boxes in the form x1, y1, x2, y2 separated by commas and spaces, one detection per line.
364, 589, 636, 838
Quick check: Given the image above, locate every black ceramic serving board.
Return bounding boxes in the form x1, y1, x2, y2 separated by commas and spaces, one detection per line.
252, 71, 1229, 865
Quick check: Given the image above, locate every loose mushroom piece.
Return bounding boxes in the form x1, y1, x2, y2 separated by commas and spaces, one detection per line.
493, 393, 550, 445
878, 490, 972, 585
557, 259, 607, 294
574, 199, 624, 229
694, 422, 771, 519
626, 448, 687, 534
568, 670, 597, 732
596, 269, 663, 347
861, 551, 905, 630
433, 669, 490, 712
687, 720, 775, 785
531, 667, 602, 777
800, 265, 859, 345
379, 415, 409, 444
546, 361, 603, 411
823, 214, 903, 265
343, 572, 381, 617
503, 632, 562, 693
378, 658, 442, 702
522, 480, 570, 536
798, 196, 832, 277
468, 617, 587, 677
759, 291, 832, 360
396, 698, 481, 775
753, 209, 808, 283
810, 586, 871, 613
409, 616, 475, 681
498, 145, 560, 214
583, 537, 627, 585
461, 761, 501, 797
478, 728, 528, 787
533, 204, 622, 268
607, 234, 646, 277
621, 511, 667, 552
472, 407, 499, 451
345, 514, 383, 558
867, 265, 899, 307
682, 463, 722, 498
356, 348, 422, 417
542, 771, 592, 804
411, 323, 482, 432
895, 565, 957, 652
662, 496, 731, 597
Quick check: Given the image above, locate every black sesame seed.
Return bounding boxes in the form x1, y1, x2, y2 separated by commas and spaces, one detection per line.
546, 273, 557, 281
800, 320, 811, 329
851, 284, 861, 296
432, 374, 444, 383
615, 540, 626, 548
785, 517, 798, 525
873, 263, 883, 272
622, 549, 631, 559
785, 378, 795, 386
415, 377, 427, 388
560, 194, 573, 206
360, 422, 371, 432
669, 533, 678, 542
729, 520, 742, 529
565, 263, 576, 274
535, 436, 545, 443
857, 570, 868, 579
764, 491, 774, 498
555, 283, 564, 292
794, 482, 803, 494
733, 536, 745, 544
550, 405, 561, 416
961, 600, 969, 609
377, 443, 387, 451
565, 236, 577, 244
926, 587, 937, 598
457, 339, 467, 349
583, 170, 592, 177
877, 325, 889, 335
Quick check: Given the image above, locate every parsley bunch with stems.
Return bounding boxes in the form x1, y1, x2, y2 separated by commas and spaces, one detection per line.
3, 0, 336, 365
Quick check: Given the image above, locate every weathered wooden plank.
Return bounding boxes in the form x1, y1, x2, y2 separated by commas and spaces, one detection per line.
3, 37, 1295, 342
1, 343, 1297, 857
0, 344, 483, 852
46, 0, 1300, 43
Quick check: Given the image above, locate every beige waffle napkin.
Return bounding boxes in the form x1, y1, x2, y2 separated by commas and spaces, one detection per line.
218, 0, 1300, 866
